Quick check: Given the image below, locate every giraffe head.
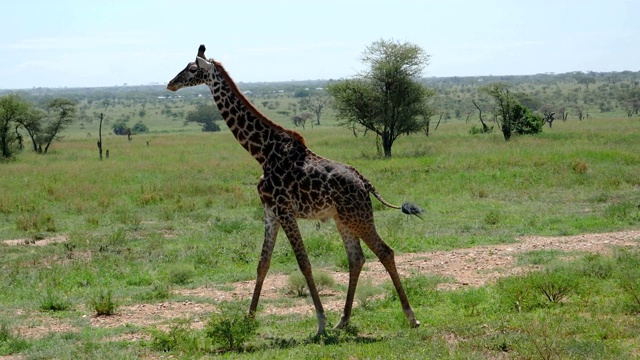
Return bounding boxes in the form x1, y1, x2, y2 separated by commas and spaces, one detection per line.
166, 45, 214, 91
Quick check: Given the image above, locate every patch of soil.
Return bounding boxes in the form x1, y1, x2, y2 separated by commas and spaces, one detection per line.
7, 230, 640, 339
175, 230, 640, 315
89, 300, 216, 330
2, 235, 67, 247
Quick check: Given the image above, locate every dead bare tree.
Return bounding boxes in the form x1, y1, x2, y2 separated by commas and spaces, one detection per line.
97, 113, 104, 160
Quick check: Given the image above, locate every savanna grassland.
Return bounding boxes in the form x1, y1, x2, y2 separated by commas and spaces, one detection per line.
1, 85, 640, 358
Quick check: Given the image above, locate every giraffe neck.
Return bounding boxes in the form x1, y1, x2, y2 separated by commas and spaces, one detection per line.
205, 60, 306, 166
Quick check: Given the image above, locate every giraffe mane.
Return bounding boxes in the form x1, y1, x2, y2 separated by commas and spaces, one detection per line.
212, 59, 307, 146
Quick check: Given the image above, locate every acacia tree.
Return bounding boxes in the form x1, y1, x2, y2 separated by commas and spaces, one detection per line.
14, 107, 45, 152
327, 39, 435, 157
299, 91, 331, 126
39, 98, 77, 153
185, 103, 222, 132
0, 94, 31, 158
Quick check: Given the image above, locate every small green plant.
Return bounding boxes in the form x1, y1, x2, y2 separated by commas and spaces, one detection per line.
615, 249, 640, 312
390, 274, 448, 306
531, 268, 578, 304
90, 289, 118, 316
449, 287, 488, 316
150, 319, 199, 353
0, 322, 29, 355
205, 301, 258, 352
484, 210, 500, 226
138, 283, 172, 301
355, 279, 380, 309
522, 313, 563, 360
287, 271, 335, 296
578, 253, 614, 279
517, 249, 565, 266
39, 289, 71, 312
167, 264, 195, 285
287, 272, 307, 297
15, 211, 56, 232
571, 160, 589, 174
314, 270, 335, 292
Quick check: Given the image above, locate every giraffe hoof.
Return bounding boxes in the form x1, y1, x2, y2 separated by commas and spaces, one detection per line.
411, 320, 421, 328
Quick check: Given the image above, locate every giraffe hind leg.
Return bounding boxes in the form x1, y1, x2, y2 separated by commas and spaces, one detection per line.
249, 213, 279, 317
361, 228, 420, 328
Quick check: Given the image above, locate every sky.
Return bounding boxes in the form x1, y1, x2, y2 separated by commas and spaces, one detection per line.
1, 0, 639, 89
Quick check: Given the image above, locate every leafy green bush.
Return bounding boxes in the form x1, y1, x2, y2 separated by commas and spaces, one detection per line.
132, 121, 148, 134
511, 104, 543, 135
167, 264, 195, 285
150, 319, 198, 353
111, 119, 130, 135
205, 301, 258, 351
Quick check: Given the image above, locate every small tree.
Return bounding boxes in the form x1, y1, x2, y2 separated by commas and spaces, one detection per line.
328, 39, 435, 157
132, 121, 149, 134
479, 83, 542, 140
185, 104, 222, 132
39, 98, 76, 153
0, 95, 31, 158
112, 119, 130, 135
15, 107, 45, 152
299, 91, 331, 126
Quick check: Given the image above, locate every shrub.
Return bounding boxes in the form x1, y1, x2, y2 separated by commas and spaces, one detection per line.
287, 271, 335, 296
571, 160, 589, 174
355, 279, 380, 309
39, 289, 71, 312
167, 264, 195, 285
390, 274, 448, 306
132, 121, 148, 134
511, 104, 543, 135
138, 283, 172, 301
90, 289, 118, 316
150, 319, 198, 353
205, 301, 258, 351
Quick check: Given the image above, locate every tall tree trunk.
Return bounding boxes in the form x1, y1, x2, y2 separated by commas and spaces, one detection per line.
382, 132, 393, 157
97, 113, 103, 160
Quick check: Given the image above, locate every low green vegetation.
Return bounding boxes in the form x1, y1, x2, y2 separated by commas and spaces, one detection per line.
0, 95, 639, 358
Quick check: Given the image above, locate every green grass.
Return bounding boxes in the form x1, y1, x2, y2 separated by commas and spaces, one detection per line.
0, 113, 639, 358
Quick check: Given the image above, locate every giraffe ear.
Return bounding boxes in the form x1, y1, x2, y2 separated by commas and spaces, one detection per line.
195, 56, 212, 70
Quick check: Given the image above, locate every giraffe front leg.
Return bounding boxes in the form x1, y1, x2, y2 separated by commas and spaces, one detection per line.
249, 210, 279, 317
279, 214, 327, 335
334, 218, 365, 330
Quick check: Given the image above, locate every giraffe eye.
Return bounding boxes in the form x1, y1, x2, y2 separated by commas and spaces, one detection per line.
188, 65, 198, 73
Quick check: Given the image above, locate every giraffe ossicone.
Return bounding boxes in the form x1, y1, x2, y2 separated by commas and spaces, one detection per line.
167, 44, 422, 335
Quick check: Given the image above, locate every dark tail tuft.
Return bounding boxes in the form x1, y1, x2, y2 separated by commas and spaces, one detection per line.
401, 202, 423, 219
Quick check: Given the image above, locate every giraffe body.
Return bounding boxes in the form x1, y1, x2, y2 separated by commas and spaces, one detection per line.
167, 45, 421, 334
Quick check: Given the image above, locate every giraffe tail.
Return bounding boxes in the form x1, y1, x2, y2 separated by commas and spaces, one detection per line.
371, 190, 424, 219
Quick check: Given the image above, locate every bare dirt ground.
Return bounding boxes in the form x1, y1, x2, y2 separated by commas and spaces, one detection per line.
3, 230, 639, 343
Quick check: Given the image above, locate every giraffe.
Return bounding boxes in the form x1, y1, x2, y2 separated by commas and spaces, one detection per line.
167, 45, 422, 335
